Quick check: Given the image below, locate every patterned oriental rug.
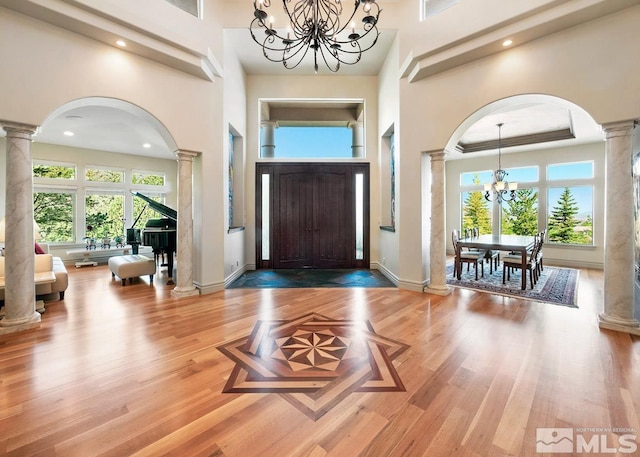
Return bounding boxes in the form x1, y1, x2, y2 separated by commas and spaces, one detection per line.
446, 262, 579, 308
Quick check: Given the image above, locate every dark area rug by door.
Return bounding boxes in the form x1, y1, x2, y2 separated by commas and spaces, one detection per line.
446, 262, 579, 307
228, 269, 396, 289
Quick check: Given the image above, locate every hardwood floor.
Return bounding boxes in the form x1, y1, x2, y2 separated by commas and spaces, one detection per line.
1, 265, 639, 456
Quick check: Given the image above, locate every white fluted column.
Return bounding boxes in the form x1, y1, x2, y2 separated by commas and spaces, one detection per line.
599, 120, 640, 335
424, 150, 451, 295
349, 121, 364, 158
261, 121, 276, 158
0, 121, 41, 334
171, 150, 200, 298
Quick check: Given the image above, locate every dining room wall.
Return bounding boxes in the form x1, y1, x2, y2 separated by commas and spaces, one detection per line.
445, 141, 606, 269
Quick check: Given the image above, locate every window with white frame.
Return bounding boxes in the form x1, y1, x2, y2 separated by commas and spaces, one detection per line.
84, 191, 125, 241
459, 160, 594, 245
267, 125, 353, 159
460, 170, 494, 234
132, 171, 165, 186
547, 161, 594, 245
34, 190, 75, 242
85, 166, 124, 183
33, 161, 76, 180
499, 166, 539, 236
33, 161, 170, 244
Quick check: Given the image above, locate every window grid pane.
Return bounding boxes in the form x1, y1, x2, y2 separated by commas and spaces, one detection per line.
86, 168, 124, 183
33, 163, 76, 180
547, 186, 593, 245
34, 191, 75, 242
501, 188, 539, 236
85, 194, 125, 240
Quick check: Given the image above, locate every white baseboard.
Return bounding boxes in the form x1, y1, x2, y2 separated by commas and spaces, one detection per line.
371, 262, 399, 286
193, 280, 225, 295
371, 262, 426, 291
224, 265, 248, 288
545, 259, 603, 270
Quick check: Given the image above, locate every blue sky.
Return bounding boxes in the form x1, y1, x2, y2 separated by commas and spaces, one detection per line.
273, 126, 352, 158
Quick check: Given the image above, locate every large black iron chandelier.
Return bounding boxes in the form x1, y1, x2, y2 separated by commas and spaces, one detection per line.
484, 123, 518, 204
250, 0, 381, 73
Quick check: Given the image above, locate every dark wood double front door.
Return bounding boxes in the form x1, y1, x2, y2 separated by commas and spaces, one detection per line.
256, 163, 369, 269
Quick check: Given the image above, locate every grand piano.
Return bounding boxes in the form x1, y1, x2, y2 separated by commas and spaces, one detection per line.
129, 191, 177, 285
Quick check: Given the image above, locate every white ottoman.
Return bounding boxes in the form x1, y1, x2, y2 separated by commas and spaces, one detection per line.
108, 255, 156, 286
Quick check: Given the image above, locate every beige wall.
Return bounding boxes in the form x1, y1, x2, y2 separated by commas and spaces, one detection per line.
222, 31, 248, 284
377, 36, 400, 281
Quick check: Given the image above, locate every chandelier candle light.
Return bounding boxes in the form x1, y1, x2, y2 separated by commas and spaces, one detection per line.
250, 0, 381, 73
484, 123, 517, 204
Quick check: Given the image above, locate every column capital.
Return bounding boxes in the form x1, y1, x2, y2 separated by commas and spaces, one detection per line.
424, 149, 449, 162
347, 121, 363, 129
601, 120, 637, 139
0, 120, 38, 138
261, 120, 278, 128
175, 149, 199, 161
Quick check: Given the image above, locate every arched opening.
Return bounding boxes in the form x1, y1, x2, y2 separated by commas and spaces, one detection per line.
31, 97, 179, 266
444, 94, 604, 269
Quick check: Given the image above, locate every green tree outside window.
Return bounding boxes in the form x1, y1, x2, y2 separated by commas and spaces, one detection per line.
462, 175, 491, 234
34, 192, 74, 242
548, 187, 581, 243
502, 188, 538, 236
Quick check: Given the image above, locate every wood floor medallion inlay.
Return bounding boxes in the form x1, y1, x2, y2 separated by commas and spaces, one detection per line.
217, 312, 409, 420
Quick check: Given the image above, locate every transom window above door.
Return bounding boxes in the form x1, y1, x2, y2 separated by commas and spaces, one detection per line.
259, 99, 365, 159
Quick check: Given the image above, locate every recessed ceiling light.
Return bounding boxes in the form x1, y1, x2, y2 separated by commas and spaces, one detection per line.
116, 40, 127, 47
503, 39, 513, 47
63, 131, 74, 137
143, 143, 151, 148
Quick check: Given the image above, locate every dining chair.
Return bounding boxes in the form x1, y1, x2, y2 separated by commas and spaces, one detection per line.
502, 233, 541, 289
484, 249, 500, 274
536, 229, 546, 275
452, 229, 485, 280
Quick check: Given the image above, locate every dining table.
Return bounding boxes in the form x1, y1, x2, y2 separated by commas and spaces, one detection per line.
455, 234, 536, 290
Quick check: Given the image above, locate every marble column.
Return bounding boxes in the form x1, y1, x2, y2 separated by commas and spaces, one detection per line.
171, 150, 200, 298
349, 121, 364, 158
260, 121, 276, 158
424, 150, 451, 295
599, 120, 640, 335
0, 121, 41, 334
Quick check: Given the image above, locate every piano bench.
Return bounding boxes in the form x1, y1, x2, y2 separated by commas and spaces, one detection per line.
108, 255, 156, 286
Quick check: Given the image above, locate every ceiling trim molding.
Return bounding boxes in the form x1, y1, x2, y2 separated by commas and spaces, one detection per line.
456, 127, 575, 153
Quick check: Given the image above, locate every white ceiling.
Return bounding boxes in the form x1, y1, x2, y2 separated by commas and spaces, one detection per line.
225, 28, 397, 76
33, 105, 175, 160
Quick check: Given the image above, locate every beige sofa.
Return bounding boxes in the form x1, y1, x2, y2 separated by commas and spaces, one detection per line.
0, 245, 69, 302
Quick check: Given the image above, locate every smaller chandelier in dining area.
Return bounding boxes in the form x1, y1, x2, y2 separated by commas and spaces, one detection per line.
484, 123, 518, 204
250, 0, 381, 73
